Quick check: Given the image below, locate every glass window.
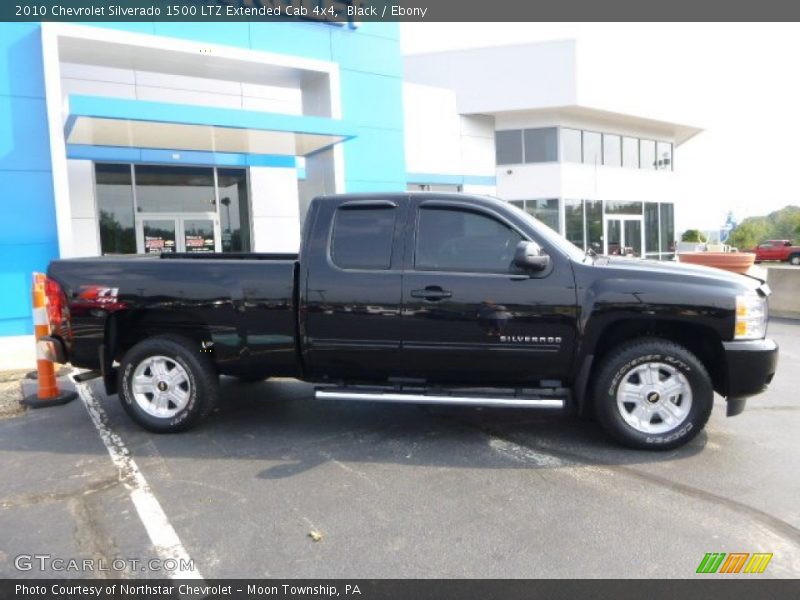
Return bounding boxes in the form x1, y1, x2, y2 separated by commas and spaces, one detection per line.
605, 201, 643, 215
495, 130, 523, 165
582, 131, 602, 165
134, 165, 216, 213
625, 220, 643, 257
561, 128, 582, 163
645, 202, 660, 254
660, 203, 675, 253
622, 137, 639, 168
523, 199, 560, 232
216, 168, 251, 253
331, 206, 396, 270
523, 127, 558, 163
603, 134, 622, 167
95, 164, 136, 255
607, 219, 622, 255
656, 142, 673, 171
640, 139, 656, 170
415, 208, 522, 273
564, 199, 584, 250
510, 200, 525, 210
586, 200, 603, 253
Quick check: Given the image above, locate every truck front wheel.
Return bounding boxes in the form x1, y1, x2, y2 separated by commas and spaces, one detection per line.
592, 338, 713, 450
118, 335, 219, 433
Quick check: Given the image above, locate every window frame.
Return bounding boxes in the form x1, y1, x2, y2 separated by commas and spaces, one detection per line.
602, 133, 622, 168
495, 129, 524, 165
622, 136, 640, 169
93, 162, 255, 255
523, 127, 559, 164
329, 200, 399, 272
582, 130, 603, 166
411, 201, 530, 276
560, 127, 583, 163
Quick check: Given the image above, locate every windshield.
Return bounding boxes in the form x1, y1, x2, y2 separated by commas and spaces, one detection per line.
503, 200, 589, 262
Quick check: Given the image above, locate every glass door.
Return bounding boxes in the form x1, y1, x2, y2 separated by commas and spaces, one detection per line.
140, 219, 177, 254
136, 213, 220, 253
182, 218, 218, 254
604, 216, 643, 257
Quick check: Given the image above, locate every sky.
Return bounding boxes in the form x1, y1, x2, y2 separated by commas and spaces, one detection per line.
400, 23, 800, 231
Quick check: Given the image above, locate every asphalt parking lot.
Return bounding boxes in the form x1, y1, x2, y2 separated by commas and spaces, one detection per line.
1, 319, 798, 580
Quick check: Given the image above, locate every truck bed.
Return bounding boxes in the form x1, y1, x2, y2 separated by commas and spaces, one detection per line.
48, 254, 301, 378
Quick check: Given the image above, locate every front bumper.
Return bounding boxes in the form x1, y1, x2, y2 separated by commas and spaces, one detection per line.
722, 338, 778, 415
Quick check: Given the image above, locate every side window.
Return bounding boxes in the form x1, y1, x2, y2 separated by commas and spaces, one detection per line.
415, 208, 523, 273
331, 206, 396, 270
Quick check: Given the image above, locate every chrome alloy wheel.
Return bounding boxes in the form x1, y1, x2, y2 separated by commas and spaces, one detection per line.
131, 355, 191, 419
615, 362, 693, 434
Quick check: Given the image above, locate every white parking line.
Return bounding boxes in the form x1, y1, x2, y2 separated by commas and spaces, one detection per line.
75, 379, 204, 581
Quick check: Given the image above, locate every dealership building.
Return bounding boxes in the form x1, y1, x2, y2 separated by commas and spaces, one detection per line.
0, 22, 700, 365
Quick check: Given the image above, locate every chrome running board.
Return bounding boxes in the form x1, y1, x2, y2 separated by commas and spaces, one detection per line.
314, 390, 564, 409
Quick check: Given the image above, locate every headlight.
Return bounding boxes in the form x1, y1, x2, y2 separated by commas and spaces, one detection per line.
735, 292, 767, 340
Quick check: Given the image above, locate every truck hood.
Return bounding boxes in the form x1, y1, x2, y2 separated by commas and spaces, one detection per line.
593, 256, 765, 290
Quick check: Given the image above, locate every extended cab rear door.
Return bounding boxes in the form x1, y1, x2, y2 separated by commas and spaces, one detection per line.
398, 196, 577, 385
301, 195, 408, 381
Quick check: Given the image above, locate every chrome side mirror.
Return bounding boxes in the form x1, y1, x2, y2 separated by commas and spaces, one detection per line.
513, 240, 550, 272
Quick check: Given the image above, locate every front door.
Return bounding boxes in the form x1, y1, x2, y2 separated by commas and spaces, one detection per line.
605, 216, 643, 256
399, 198, 577, 385
136, 213, 221, 254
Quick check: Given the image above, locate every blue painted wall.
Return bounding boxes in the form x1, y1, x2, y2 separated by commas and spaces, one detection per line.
0, 24, 57, 337
0, 21, 406, 337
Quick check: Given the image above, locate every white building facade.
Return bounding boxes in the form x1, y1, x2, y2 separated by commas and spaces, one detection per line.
404, 40, 702, 259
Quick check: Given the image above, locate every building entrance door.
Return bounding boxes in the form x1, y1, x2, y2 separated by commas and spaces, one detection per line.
604, 216, 643, 257
136, 213, 221, 254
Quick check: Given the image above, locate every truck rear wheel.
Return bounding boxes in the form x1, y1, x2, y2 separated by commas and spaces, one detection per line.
592, 338, 713, 450
118, 335, 219, 433
789, 254, 800, 266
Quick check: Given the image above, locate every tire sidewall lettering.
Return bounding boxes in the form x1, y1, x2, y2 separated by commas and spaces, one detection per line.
596, 340, 712, 449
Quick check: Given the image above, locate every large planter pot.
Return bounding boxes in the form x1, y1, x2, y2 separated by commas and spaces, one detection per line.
677, 252, 755, 274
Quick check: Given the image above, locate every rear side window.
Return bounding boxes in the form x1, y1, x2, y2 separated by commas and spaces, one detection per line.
415, 207, 523, 273
331, 206, 396, 270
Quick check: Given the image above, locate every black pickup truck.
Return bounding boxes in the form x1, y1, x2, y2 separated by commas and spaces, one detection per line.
43, 193, 778, 449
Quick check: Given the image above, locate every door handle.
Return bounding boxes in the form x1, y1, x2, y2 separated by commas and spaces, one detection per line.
410, 286, 453, 301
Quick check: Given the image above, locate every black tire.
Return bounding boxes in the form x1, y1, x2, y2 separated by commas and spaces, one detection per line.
118, 335, 219, 433
592, 338, 713, 450
789, 254, 800, 266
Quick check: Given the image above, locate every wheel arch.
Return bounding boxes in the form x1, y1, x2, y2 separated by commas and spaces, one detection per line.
102, 309, 214, 395
575, 318, 726, 417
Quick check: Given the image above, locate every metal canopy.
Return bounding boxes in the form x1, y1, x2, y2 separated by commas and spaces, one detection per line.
65, 95, 355, 157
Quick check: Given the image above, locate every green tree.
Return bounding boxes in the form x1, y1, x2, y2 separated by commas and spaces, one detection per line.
681, 229, 706, 243
727, 205, 800, 249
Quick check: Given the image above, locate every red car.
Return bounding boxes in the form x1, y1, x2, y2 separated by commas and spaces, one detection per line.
750, 239, 800, 265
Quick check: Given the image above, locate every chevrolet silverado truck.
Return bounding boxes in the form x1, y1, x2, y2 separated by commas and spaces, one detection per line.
749, 239, 800, 265
42, 193, 778, 449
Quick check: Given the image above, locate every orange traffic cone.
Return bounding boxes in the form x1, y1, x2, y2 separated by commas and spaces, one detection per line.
22, 272, 77, 408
